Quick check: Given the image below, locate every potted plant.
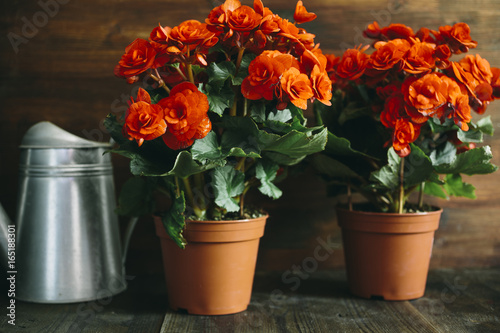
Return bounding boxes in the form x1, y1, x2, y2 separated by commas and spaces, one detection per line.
313, 21, 499, 300
106, 0, 330, 314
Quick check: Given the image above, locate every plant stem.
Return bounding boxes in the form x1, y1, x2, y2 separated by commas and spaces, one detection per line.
243, 98, 248, 117
235, 47, 245, 75
148, 71, 170, 94
182, 177, 200, 218
174, 176, 181, 197
398, 157, 405, 214
230, 97, 237, 116
418, 181, 425, 210
186, 49, 195, 84
174, 65, 188, 81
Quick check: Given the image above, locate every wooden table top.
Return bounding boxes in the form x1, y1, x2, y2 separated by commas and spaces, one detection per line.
1, 267, 499, 332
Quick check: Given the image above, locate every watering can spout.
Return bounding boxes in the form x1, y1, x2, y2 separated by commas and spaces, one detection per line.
0, 202, 13, 269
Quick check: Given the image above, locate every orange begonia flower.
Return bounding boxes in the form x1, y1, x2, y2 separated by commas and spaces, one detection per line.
458, 54, 493, 85
381, 23, 414, 40
363, 21, 382, 39
124, 88, 167, 146
158, 82, 211, 150
370, 39, 410, 71
169, 20, 218, 51
402, 40, 435, 74
280, 67, 314, 110
241, 52, 287, 101
438, 23, 477, 54
310, 65, 332, 106
335, 46, 369, 80
227, 5, 262, 32
393, 119, 421, 157
114, 39, 156, 78
294, 1, 317, 25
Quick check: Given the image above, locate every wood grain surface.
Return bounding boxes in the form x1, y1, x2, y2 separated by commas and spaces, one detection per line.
1, 268, 499, 332
0, 0, 499, 273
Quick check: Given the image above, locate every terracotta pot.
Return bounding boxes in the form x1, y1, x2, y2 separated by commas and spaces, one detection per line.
154, 215, 267, 315
337, 207, 442, 301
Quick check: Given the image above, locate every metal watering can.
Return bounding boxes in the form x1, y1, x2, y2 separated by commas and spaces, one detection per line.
0, 121, 137, 303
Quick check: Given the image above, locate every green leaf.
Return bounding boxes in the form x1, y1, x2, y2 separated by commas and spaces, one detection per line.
404, 144, 434, 188
476, 116, 494, 136
220, 116, 274, 156
255, 161, 282, 199
443, 174, 476, 199
203, 83, 234, 116
192, 130, 261, 162
434, 146, 498, 175
191, 131, 222, 162
116, 177, 156, 216
457, 128, 483, 143
267, 109, 292, 123
312, 154, 362, 181
423, 181, 448, 199
167, 151, 223, 179
370, 148, 401, 190
162, 180, 186, 249
212, 166, 245, 212
250, 102, 266, 123
263, 128, 328, 159
263, 152, 305, 166
370, 145, 435, 191
430, 141, 457, 166
207, 61, 236, 89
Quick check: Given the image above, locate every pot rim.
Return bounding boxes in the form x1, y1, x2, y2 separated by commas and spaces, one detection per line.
185, 213, 269, 225
336, 205, 443, 217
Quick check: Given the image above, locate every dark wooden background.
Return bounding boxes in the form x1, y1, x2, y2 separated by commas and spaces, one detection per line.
1, 0, 499, 276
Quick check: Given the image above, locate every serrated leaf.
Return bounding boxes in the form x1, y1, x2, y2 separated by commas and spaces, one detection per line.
477, 116, 494, 136
212, 166, 245, 212
430, 141, 457, 166
457, 128, 483, 143
116, 177, 156, 216
404, 144, 434, 187
220, 116, 275, 156
267, 109, 292, 123
423, 181, 448, 199
191, 131, 222, 162
443, 174, 476, 199
207, 61, 236, 89
370, 148, 400, 190
161, 180, 186, 248
167, 151, 223, 179
263, 128, 328, 159
434, 146, 498, 175
203, 83, 234, 116
250, 102, 266, 123
255, 161, 282, 199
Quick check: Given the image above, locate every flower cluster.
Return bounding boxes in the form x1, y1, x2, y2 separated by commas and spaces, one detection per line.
315, 22, 497, 213
108, 0, 330, 247
327, 22, 500, 157
114, 0, 331, 151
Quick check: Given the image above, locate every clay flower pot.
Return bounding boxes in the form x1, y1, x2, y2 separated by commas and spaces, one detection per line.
154, 215, 267, 315
337, 207, 442, 301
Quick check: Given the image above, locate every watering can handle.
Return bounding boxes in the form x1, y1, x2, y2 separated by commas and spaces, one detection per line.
122, 216, 139, 266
